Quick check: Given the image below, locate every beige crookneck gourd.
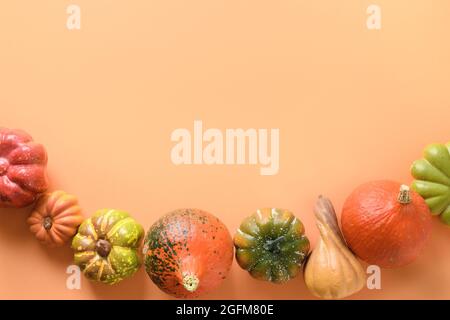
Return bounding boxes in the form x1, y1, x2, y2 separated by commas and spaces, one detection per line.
304, 196, 365, 299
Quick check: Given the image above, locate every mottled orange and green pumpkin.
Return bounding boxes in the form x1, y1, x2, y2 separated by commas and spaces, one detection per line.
144, 209, 234, 298
71, 209, 144, 285
234, 208, 310, 283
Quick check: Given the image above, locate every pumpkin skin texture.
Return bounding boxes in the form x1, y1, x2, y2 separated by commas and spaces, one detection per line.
234, 208, 310, 283
0, 127, 48, 208
411, 142, 450, 225
72, 209, 144, 285
27, 191, 84, 247
144, 209, 234, 299
341, 180, 432, 268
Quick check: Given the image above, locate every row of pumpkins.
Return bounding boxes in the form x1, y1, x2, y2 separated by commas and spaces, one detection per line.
1, 127, 449, 299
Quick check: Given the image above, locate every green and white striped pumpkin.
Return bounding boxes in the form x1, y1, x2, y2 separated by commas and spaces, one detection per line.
71, 209, 144, 284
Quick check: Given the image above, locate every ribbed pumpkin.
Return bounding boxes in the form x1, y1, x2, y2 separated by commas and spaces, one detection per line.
341, 180, 432, 268
72, 209, 144, 285
411, 142, 450, 225
234, 208, 310, 283
144, 208, 234, 298
27, 190, 83, 247
0, 127, 48, 208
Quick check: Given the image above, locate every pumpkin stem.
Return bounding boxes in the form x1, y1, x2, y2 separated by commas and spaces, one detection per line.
43, 217, 53, 230
96, 239, 112, 257
398, 185, 411, 204
263, 235, 286, 254
183, 274, 200, 293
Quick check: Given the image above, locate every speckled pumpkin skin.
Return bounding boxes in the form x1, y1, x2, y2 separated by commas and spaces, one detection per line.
144, 209, 234, 299
0, 127, 48, 208
72, 209, 144, 285
234, 208, 310, 283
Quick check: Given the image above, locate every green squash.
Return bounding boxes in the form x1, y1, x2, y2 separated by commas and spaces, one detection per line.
411, 142, 450, 225
234, 208, 310, 283
71, 209, 144, 284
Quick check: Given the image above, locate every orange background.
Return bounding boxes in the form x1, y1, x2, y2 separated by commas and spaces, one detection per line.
1, 1, 449, 299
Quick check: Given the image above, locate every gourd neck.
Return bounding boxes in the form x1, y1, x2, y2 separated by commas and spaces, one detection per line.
182, 274, 199, 292
397, 184, 411, 204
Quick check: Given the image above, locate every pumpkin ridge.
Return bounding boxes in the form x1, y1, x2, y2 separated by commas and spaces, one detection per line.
106, 217, 135, 239
55, 208, 83, 221
413, 180, 449, 196
84, 219, 98, 240
29, 223, 41, 234
414, 159, 450, 185
53, 223, 77, 235
83, 256, 100, 275
1, 174, 34, 199
75, 251, 96, 264
51, 196, 79, 216
236, 248, 257, 271
425, 144, 450, 177
425, 195, 450, 214
54, 213, 84, 226
99, 209, 116, 234
424, 159, 450, 181
97, 260, 107, 281
7, 164, 48, 192
49, 228, 65, 245
7, 143, 47, 166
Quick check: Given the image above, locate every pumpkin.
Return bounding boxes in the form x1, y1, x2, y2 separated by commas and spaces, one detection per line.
304, 196, 365, 299
144, 208, 234, 298
72, 209, 144, 285
0, 127, 48, 208
27, 190, 84, 247
341, 180, 432, 268
411, 142, 450, 225
234, 208, 310, 283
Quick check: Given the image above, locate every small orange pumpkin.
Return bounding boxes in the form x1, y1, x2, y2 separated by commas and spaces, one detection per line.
27, 190, 84, 247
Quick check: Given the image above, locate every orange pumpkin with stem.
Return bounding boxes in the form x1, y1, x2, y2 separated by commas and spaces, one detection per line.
341, 180, 432, 268
27, 190, 84, 247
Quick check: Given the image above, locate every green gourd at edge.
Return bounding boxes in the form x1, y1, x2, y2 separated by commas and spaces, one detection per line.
411, 142, 450, 225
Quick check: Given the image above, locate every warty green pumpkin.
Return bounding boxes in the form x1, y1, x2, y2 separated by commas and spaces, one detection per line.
71, 209, 144, 284
234, 208, 310, 283
411, 142, 450, 225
